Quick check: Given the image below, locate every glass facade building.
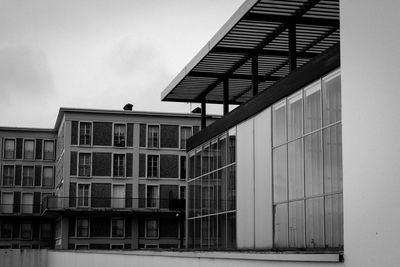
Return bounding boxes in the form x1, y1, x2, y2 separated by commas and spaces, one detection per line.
187, 128, 236, 249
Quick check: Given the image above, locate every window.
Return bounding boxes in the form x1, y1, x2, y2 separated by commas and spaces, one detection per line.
1, 192, 13, 213
145, 219, 158, 238
147, 125, 159, 148
40, 223, 52, 240
180, 126, 192, 149
22, 193, 33, 213
77, 184, 90, 207
113, 154, 125, 177
43, 140, 54, 160
79, 153, 91, 177
2, 165, 14, 186
79, 122, 92, 145
272, 69, 342, 249
111, 218, 124, 238
147, 155, 159, 178
112, 184, 125, 208
24, 140, 34, 160
22, 166, 34, 186
146, 185, 159, 208
0, 223, 12, 239
76, 218, 89, 237
180, 156, 186, 179
20, 223, 32, 240
114, 124, 126, 147
42, 167, 53, 187
4, 139, 15, 159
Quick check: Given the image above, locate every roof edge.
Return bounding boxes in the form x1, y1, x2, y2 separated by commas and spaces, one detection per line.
160, 0, 259, 102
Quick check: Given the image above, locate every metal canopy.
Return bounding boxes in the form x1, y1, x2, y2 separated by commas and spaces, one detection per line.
161, 0, 339, 105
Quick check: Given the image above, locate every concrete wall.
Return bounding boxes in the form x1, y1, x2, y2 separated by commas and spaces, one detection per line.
341, 0, 400, 266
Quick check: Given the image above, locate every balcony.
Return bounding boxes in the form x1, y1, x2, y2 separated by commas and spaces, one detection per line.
41, 196, 185, 216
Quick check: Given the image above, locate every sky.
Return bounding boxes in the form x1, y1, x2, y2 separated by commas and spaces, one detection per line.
0, 0, 246, 128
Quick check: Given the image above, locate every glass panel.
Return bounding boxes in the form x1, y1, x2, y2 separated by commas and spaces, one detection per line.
195, 149, 201, 178
304, 82, 322, 133
287, 92, 303, 140
194, 218, 201, 248
188, 219, 194, 248
24, 140, 34, 160
212, 172, 219, 214
325, 193, 343, 248
22, 194, 33, 213
43, 167, 53, 187
219, 169, 227, 212
305, 132, 323, 197
202, 174, 210, 215
180, 126, 192, 149
201, 217, 209, 248
202, 145, 209, 175
273, 100, 287, 146
306, 197, 324, 248
44, 141, 54, 160
189, 153, 195, 179
217, 213, 226, 248
289, 200, 305, 248
4, 139, 14, 159
210, 141, 218, 171
273, 145, 287, 203
288, 139, 304, 200
227, 165, 236, 211
227, 212, 236, 249
194, 178, 201, 217
324, 125, 343, 193
322, 71, 341, 126
218, 134, 227, 168
188, 180, 195, 218
227, 128, 236, 164
274, 203, 288, 248
209, 215, 217, 248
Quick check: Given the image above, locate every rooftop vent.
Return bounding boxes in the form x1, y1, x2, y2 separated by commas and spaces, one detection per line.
123, 103, 133, 111
191, 107, 201, 114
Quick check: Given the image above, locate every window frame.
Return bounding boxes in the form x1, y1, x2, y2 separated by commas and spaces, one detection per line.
111, 183, 126, 209
113, 123, 127, 147
146, 154, 159, 178
20, 223, 33, 240
3, 138, 15, 159
1, 191, 14, 214
23, 139, 35, 160
78, 152, 92, 177
147, 124, 160, 148
110, 218, 125, 238
21, 192, 34, 214
146, 185, 159, 209
179, 126, 193, 150
179, 155, 187, 179
77, 183, 91, 208
76, 217, 90, 238
43, 140, 55, 161
2, 165, 14, 186
40, 223, 52, 240
22, 165, 34, 187
145, 219, 159, 239
0, 223, 13, 240
42, 166, 54, 188
79, 121, 93, 146
112, 153, 126, 178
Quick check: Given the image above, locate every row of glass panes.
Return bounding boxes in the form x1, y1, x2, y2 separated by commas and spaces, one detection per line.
272, 69, 341, 147
188, 128, 236, 180
2, 165, 54, 187
187, 212, 236, 249
273, 124, 342, 203
3, 139, 54, 160
188, 165, 236, 218
274, 193, 343, 248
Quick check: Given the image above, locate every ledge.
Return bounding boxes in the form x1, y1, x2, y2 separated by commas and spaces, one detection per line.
57, 250, 342, 263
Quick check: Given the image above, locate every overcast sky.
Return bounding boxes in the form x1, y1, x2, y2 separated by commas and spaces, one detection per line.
0, 0, 245, 128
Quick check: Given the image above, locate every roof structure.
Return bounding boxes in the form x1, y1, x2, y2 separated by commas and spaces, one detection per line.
161, 0, 340, 105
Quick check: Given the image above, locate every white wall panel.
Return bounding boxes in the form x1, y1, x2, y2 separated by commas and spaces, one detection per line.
236, 118, 255, 248
254, 107, 273, 248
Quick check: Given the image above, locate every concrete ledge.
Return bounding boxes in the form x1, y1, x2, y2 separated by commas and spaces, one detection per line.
58, 250, 341, 263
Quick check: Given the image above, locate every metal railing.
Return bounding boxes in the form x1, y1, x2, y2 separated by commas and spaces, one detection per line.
41, 196, 185, 212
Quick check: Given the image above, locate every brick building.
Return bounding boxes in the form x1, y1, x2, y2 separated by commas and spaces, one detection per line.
0, 107, 218, 249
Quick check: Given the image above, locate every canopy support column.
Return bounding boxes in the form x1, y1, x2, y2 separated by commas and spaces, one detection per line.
201, 99, 206, 130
